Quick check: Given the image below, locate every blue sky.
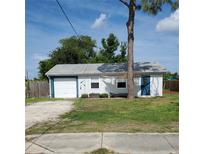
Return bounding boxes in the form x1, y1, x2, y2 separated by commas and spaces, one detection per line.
26, 0, 179, 79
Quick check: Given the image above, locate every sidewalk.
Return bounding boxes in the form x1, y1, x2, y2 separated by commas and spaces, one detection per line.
26, 133, 178, 154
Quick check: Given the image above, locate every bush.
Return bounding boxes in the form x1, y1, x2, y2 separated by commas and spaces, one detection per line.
89, 93, 100, 98
81, 94, 88, 98
99, 93, 109, 98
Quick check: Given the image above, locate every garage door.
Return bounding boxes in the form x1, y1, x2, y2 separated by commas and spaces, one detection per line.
54, 78, 77, 98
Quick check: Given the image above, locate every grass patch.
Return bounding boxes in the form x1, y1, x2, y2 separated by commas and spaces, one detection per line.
85, 148, 118, 154
26, 94, 178, 134
25, 97, 64, 105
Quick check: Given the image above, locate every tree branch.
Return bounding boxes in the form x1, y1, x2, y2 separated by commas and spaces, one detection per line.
119, 0, 129, 7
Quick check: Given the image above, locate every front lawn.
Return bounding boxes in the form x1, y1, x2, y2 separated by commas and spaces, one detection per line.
26, 94, 178, 134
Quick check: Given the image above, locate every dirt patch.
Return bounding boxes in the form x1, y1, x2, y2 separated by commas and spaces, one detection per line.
25, 101, 73, 129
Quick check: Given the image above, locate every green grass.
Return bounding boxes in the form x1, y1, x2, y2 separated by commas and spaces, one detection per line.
25, 97, 64, 105
85, 148, 118, 154
26, 94, 178, 134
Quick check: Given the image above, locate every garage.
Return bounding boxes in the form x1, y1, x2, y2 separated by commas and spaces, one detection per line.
54, 78, 77, 98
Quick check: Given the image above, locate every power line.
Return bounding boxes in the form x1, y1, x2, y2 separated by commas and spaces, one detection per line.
55, 0, 79, 37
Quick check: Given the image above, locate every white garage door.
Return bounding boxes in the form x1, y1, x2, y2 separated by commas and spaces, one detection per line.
54, 78, 77, 98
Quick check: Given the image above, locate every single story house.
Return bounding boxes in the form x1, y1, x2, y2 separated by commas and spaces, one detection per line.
46, 62, 167, 98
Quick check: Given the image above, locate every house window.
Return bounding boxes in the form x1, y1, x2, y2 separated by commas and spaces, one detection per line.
91, 77, 99, 89
117, 82, 126, 88
91, 82, 99, 88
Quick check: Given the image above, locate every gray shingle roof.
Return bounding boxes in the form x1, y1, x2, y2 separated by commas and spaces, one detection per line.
46, 62, 167, 76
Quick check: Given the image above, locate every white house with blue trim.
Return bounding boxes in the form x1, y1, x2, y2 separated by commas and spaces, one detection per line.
46, 62, 167, 98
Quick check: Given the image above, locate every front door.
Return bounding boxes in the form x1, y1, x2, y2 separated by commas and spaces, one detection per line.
141, 76, 150, 96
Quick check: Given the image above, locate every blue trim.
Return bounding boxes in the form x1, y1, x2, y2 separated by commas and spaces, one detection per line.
76, 76, 79, 98
51, 78, 54, 98
50, 76, 78, 98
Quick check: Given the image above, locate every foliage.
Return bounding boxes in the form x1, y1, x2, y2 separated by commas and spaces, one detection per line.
139, 0, 178, 15
51, 36, 97, 64
38, 35, 96, 79
94, 33, 127, 63
85, 148, 118, 154
89, 93, 100, 98
120, 0, 179, 15
38, 59, 55, 80
98, 33, 119, 63
81, 94, 89, 98
99, 93, 109, 98
115, 42, 128, 62
102, 33, 119, 60
38, 34, 127, 79
163, 72, 179, 80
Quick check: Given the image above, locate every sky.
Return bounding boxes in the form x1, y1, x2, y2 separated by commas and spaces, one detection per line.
26, 0, 179, 79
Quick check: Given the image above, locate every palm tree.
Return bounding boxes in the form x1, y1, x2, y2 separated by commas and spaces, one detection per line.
119, 0, 179, 99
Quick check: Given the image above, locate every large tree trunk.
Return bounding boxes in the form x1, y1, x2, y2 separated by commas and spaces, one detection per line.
127, 0, 135, 99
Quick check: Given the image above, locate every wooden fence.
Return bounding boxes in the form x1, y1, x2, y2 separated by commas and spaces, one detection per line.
26, 81, 49, 98
163, 80, 179, 91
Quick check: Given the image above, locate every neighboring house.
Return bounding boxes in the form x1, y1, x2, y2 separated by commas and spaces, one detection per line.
46, 62, 167, 98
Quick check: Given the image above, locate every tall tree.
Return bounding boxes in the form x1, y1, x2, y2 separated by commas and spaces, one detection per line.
38, 34, 127, 79
94, 33, 127, 63
119, 0, 179, 99
38, 59, 54, 80
115, 42, 128, 62
100, 33, 120, 63
38, 35, 96, 79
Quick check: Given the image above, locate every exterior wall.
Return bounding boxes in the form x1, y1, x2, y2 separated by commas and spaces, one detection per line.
78, 75, 129, 97
78, 75, 163, 97
134, 77, 141, 97
150, 75, 163, 96
49, 74, 163, 98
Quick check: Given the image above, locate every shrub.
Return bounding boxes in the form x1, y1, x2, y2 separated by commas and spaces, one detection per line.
81, 94, 88, 98
99, 93, 109, 98
89, 93, 100, 98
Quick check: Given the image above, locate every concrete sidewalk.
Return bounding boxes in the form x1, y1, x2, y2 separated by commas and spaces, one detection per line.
26, 133, 178, 154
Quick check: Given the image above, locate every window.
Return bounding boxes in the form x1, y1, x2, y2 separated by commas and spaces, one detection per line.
91, 77, 99, 89
117, 82, 126, 88
91, 82, 99, 88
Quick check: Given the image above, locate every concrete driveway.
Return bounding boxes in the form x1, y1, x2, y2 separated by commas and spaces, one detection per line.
26, 133, 179, 154
25, 101, 73, 129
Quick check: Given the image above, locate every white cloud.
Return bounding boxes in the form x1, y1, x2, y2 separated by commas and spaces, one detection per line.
91, 13, 107, 29
33, 53, 48, 61
156, 9, 179, 32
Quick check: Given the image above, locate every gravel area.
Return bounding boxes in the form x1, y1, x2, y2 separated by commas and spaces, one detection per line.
25, 101, 73, 129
